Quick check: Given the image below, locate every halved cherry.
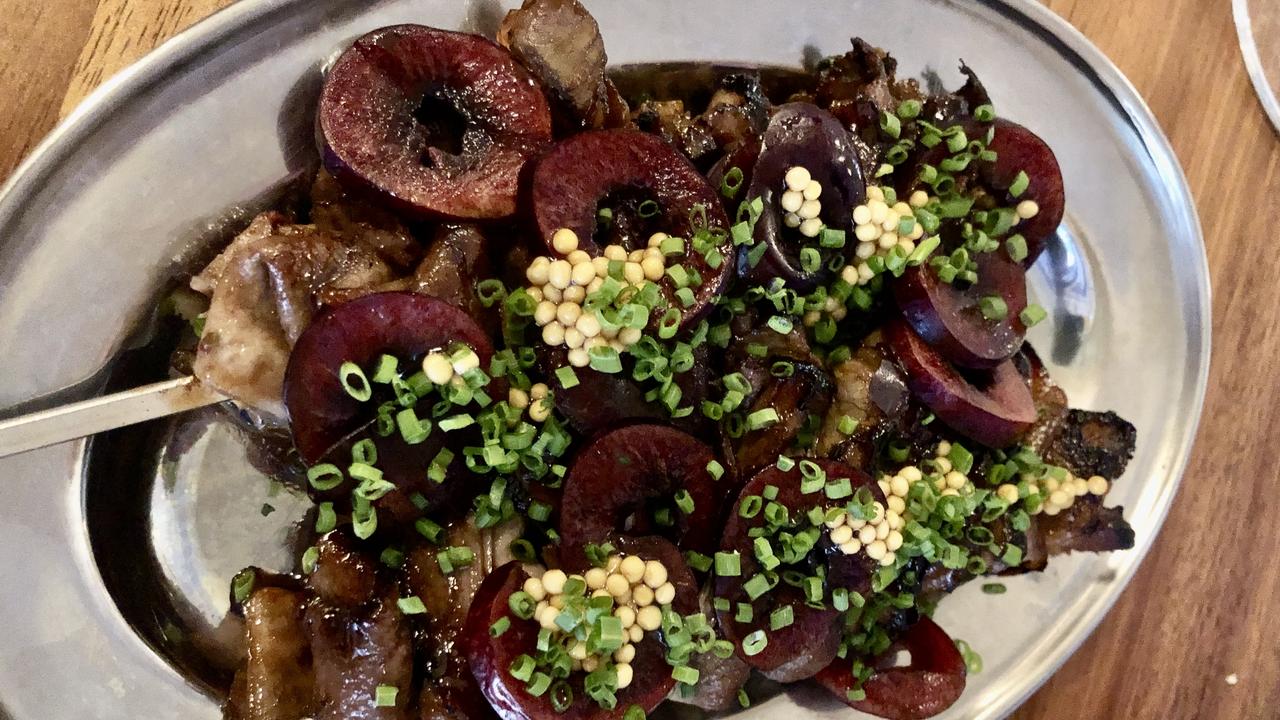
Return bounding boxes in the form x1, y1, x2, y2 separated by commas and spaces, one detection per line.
741, 103, 866, 291
884, 318, 1034, 449
558, 425, 719, 567
464, 537, 697, 720
284, 293, 495, 519
979, 119, 1064, 266
715, 461, 882, 682
814, 616, 966, 720
320, 25, 553, 220
893, 250, 1028, 369
529, 129, 733, 328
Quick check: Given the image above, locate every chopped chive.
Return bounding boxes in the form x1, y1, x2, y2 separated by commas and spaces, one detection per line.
415, 517, 443, 543
306, 463, 344, 491
301, 546, 319, 574
734, 602, 753, 623
837, 415, 857, 435
338, 361, 371, 401
396, 408, 430, 444
638, 199, 660, 218
715, 551, 742, 577
879, 111, 902, 139
979, 295, 1008, 320
371, 354, 399, 384
721, 167, 745, 198
766, 315, 793, 334
706, 460, 725, 481
315, 501, 337, 533
769, 605, 794, 630
674, 490, 695, 514
556, 365, 580, 389
1005, 234, 1029, 262
510, 654, 536, 682
746, 408, 779, 430
685, 551, 713, 573
671, 666, 700, 685
1020, 304, 1048, 327
397, 596, 427, 615
743, 574, 772, 600
380, 547, 404, 568
741, 630, 768, 656
375, 685, 399, 708
824, 477, 853, 499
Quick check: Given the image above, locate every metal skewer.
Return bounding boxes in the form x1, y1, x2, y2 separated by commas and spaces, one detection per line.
0, 377, 225, 459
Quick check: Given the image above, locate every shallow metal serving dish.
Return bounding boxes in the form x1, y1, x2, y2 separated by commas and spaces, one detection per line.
0, 0, 1208, 718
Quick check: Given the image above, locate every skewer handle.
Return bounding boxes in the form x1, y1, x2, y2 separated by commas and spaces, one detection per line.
0, 376, 225, 459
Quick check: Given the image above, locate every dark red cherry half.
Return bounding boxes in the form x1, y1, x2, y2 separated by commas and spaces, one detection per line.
715, 461, 882, 682
885, 318, 1034, 448
320, 25, 553, 220
741, 103, 866, 291
893, 250, 1028, 369
285, 292, 495, 463
980, 119, 1065, 266
558, 425, 719, 567
814, 616, 966, 720
464, 538, 696, 720
529, 129, 733, 328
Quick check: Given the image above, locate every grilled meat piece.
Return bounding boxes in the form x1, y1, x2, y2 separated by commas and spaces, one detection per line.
632, 99, 719, 165
497, 0, 627, 132
310, 169, 420, 271
407, 224, 501, 336
191, 212, 396, 418
307, 532, 379, 611
225, 587, 316, 720
405, 519, 519, 720
1044, 409, 1137, 481
307, 594, 414, 720
724, 325, 833, 478
700, 74, 771, 151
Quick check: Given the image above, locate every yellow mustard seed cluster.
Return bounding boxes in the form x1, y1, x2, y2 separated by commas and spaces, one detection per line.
801, 295, 849, 328
1000, 469, 1109, 516
522, 554, 675, 685
525, 228, 674, 368
825, 498, 905, 567
780, 166, 826, 238
506, 382, 552, 423
841, 185, 930, 286
827, 441, 980, 567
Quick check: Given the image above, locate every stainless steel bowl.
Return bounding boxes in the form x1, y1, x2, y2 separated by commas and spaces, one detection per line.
0, 1, 1208, 718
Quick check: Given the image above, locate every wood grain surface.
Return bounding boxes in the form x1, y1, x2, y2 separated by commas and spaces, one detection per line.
0, 0, 1274, 718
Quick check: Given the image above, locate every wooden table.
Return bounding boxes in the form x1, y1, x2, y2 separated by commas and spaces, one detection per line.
1, 1, 1273, 717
